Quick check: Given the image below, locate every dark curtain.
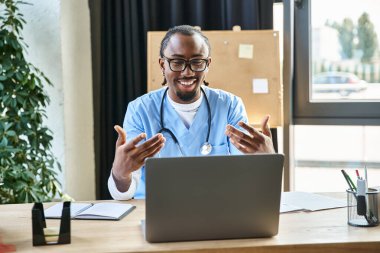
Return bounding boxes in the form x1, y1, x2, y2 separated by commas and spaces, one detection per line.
89, 0, 274, 199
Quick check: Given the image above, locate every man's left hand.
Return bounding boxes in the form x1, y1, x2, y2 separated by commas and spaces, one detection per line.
225, 115, 275, 154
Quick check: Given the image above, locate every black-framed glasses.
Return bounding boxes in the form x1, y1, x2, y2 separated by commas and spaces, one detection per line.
163, 56, 210, 72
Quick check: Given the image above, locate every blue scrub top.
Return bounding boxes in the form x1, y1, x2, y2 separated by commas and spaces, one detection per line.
123, 86, 248, 199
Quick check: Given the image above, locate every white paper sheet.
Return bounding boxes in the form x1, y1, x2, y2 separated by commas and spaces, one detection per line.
45, 202, 91, 218
238, 44, 254, 59
252, 79, 269, 94
44, 202, 135, 220
280, 203, 304, 213
280, 192, 346, 213
77, 203, 134, 219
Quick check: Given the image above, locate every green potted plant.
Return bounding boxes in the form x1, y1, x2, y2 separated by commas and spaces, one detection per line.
0, 0, 62, 203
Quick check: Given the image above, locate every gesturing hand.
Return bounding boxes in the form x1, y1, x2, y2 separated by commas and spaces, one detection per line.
225, 115, 275, 154
112, 125, 165, 191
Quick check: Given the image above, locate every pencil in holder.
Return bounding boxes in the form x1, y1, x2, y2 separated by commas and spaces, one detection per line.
347, 189, 379, 227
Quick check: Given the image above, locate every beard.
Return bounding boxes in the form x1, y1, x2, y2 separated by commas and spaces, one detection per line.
175, 88, 198, 102
173, 77, 201, 102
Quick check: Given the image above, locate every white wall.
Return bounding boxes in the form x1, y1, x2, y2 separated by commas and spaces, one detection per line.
20, 0, 95, 200
21, 0, 65, 186
61, 0, 95, 200
294, 126, 380, 162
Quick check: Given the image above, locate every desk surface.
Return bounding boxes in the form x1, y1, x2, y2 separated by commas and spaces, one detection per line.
1, 194, 380, 253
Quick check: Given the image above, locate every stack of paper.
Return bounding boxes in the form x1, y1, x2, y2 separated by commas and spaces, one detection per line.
280, 192, 346, 213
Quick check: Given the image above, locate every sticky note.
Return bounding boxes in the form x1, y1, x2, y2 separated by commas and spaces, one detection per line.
252, 79, 269, 94
44, 226, 59, 243
238, 44, 254, 59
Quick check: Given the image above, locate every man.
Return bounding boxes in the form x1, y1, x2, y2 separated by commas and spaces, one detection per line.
109, 25, 275, 200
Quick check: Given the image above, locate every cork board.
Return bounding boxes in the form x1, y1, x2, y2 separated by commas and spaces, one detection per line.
147, 30, 282, 127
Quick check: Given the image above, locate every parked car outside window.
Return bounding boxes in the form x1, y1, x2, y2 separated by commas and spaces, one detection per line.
312, 72, 367, 96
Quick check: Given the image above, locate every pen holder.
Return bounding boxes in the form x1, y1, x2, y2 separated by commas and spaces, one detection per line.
347, 189, 380, 227
32, 202, 71, 246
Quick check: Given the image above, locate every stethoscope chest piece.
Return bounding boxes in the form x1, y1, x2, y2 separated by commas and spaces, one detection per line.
200, 142, 212, 155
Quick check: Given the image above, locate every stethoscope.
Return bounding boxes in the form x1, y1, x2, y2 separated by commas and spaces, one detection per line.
159, 87, 212, 155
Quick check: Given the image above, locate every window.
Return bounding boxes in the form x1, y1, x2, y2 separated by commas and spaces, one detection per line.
311, 0, 380, 101
294, 0, 380, 124
285, 0, 380, 192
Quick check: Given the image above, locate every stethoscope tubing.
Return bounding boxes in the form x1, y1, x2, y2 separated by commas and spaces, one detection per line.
158, 87, 212, 155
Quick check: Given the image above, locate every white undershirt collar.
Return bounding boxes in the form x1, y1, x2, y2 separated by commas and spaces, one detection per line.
167, 91, 203, 128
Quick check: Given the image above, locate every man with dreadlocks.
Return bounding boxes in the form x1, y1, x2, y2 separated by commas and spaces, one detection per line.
109, 25, 275, 200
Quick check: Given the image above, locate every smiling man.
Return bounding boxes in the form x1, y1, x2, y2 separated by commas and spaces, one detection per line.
108, 25, 275, 200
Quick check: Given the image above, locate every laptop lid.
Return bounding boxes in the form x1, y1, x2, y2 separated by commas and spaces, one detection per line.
145, 153, 284, 243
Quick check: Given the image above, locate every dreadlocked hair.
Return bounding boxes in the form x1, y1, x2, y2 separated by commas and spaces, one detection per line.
159, 25, 211, 58
160, 25, 211, 87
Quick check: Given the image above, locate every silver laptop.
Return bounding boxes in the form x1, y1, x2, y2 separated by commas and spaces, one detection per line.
144, 153, 284, 243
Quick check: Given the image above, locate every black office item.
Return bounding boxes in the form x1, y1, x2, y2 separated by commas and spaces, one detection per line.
32, 201, 71, 246
356, 179, 367, 216
356, 195, 367, 216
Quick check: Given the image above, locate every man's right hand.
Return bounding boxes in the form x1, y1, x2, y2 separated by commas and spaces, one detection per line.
111, 125, 166, 192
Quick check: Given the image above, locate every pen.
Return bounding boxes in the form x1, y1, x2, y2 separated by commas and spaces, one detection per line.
341, 170, 356, 192
355, 169, 360, 179
346, 171, 357, 191
343, 170, 357, 191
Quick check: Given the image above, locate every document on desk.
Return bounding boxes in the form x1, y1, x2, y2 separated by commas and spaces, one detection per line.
44, 202, 135, 220
280, 192, 346, 213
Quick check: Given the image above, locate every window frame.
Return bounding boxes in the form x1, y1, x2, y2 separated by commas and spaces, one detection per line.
294, 0, 380, 125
